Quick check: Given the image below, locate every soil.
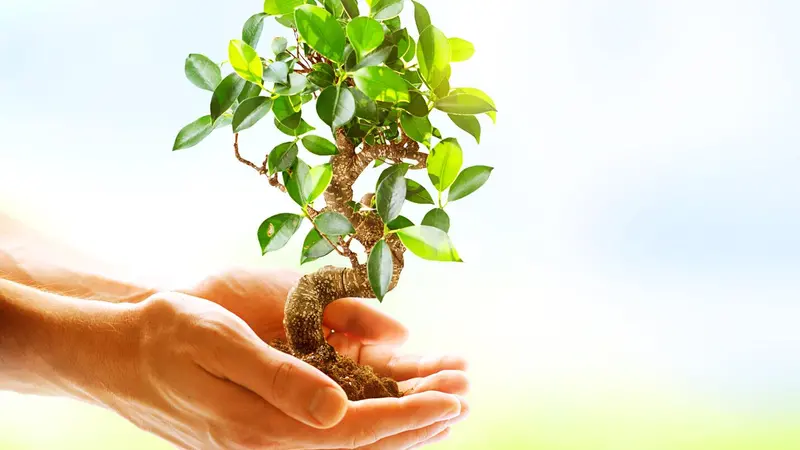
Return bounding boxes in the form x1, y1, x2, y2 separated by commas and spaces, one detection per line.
269, 339, 401, 401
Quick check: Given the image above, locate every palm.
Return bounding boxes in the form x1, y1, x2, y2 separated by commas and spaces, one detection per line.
186, 268, 468, 389
187, 268, 296, 343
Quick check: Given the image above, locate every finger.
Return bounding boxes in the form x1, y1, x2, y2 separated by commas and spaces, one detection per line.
354, 421, 450, 450
194, 322, 348, 429
408, 428, 451, 450
397, 370, 470, 396
327, 329, 365, 361
358, 346, 469, 381
323, 298, 408, 345
304, 391, 461, 449
357, 396, 469, 450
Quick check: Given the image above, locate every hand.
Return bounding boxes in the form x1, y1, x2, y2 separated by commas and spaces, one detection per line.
187, 268, 471, 449
110, 291, 465, 450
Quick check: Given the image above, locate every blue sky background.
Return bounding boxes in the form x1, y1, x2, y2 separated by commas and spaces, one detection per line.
1, 0, 799, 448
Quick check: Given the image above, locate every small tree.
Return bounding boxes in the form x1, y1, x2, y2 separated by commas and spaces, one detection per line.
173, 0, 496, 400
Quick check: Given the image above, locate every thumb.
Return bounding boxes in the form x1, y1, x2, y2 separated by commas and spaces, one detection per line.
211, 332, 348, 429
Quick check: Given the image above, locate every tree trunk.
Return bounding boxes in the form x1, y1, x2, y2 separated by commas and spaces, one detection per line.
272, 130, 426, 400
283, 265, 371, 356
277, 265, 401, 400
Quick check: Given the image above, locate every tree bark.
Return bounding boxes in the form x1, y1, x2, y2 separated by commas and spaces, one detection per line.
282, 130, 425, 356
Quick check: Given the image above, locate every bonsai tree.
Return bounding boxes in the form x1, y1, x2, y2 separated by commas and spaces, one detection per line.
172, 0, 496, 401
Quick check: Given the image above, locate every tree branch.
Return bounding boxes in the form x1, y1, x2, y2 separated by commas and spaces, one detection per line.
233, 133, 287, 192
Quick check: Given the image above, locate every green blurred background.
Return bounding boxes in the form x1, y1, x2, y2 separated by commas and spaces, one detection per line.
2, 0, 800, 448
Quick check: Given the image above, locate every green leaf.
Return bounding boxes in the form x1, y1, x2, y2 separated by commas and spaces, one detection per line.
401, 69, 422, 88
421, 208, 450, 232
386, 215, 414, 230
399, 90, 429, 117
370, 0, 404, 21
272, 37, 288, 54
417, 25, 450, 90
264, 0, 305, 15
342, 45, 358, 71
264, 61, 290, 84
308, 63, 336, 88
451, 87, 497, 123
448, 165, 492, 202
295, 5, 346, 63
243, 13, 268, 47
229, 40, 263, 85
448, 37, 475, 62
323, 0, 345, 18
347, 17, 385, 57
268, 141, 299, 174
341, 0, 360, 18
275, 50, 296, 63
213, 115, 233, 131
283, 159, 311, 206
392, 29, 411, 57
284, 160, 331, 204
275, 117, 315, 136
301, 228, 336, 264
350, 87, 379, 121
238, 82, 263, 102
383, 16, 402, 32
210, 73, 247, 120
257, 213, 302, 254
376, 163, 409, 189
448, 114, 481, 144
348, 200, 363, 212
352, 46, 393, 70
405, 179, 434, 204
307, 163, 333, 203
400, 112, 432, 147
376, 168, 407, 223
315, 211, 355, 235
316, 85, 356, 128
411, 1, 431, 35
185, 54, 222, 91
274, 73, 308, 96
435, 93, 496, 115
427, 138, 463, 192
232, 96, 273, 133
173, 116, 214, 150
301, 135, 339, 155
275, 13, 296, 28
396, 225, 461, 262
368, 239, 393, 301
353, 66, 409, 103
433, 65, 451, 99
272, 95, 302, 127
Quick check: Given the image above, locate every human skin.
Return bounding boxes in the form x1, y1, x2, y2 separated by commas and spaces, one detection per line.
0, 212, 469, 449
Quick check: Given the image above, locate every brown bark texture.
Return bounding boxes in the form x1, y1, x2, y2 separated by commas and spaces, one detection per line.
275, 130, 428, 400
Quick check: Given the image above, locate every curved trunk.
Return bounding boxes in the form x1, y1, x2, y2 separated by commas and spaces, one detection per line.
283, 265, 371, 355
280, 265, 402, 400
274, 130, 426, 399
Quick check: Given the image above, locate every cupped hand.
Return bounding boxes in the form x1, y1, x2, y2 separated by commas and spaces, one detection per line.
111, 291, 466, 450
185, 268, 471, 448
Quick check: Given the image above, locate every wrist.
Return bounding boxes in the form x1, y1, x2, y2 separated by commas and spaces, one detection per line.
0, 280, 143, 406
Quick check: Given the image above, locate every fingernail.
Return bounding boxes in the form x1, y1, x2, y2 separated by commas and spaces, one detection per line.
449, 395, 470, 424
439, 401, 461, 421
308, 386, 347, 427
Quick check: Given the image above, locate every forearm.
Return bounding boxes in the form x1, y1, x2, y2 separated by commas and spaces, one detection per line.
0, 211, 156, 303
0, 278, 140, 404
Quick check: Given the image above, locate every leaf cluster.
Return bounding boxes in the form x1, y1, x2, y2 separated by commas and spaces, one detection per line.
173, 0, 496, 301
